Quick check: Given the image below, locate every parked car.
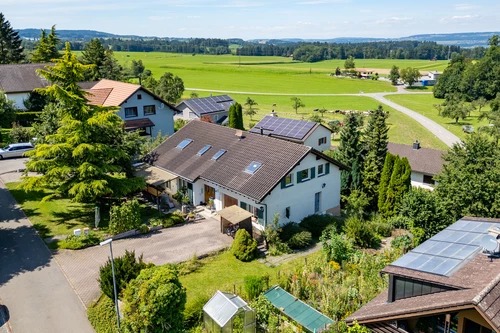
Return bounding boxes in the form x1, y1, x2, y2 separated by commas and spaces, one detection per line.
0, 143, 34, 159
462, 125, 474, 133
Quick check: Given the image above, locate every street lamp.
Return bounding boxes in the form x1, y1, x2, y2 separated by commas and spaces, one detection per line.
100, 238, 120, 329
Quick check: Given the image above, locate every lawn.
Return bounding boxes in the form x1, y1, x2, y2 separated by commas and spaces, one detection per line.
186, 92, 448, 150
385, 94, 490, 141
5, 182, 160, 240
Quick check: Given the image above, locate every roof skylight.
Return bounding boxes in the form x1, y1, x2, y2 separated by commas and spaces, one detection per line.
211, 149, 227, 161
176, 139, 193, 150
197, 145, 212, 156
245, 161, 262, 174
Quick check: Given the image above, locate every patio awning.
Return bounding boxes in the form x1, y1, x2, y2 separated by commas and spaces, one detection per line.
134, 164, 177, 187
124, 118, 155, 130
217, 205, 253, 225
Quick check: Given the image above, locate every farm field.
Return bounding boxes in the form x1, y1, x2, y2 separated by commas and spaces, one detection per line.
186, 92, 448, 150
385, 94, 490, 141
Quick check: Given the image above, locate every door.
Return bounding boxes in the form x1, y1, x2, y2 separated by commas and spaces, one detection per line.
223, 194, 238, 208
204, 184, 215, 203
314, 192, 321, 213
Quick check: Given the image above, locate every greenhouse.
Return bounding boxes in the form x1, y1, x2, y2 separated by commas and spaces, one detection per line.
203, 291, 256, 333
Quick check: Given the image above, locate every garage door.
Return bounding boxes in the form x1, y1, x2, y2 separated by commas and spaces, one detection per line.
223, 194, 238, 208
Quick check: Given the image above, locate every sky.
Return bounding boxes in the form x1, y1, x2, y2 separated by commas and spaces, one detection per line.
3, 0, 500, 39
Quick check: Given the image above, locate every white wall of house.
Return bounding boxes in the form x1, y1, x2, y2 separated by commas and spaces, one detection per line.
5, 92, 29, 110
178, 104, 199, 120
118, 89, 175, 137
303, 126, 332, 151
410, 171, 436, 191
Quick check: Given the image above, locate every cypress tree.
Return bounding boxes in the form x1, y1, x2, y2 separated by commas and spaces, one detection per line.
0, 12, 24, 64
336, 113, 364, 195
381, 156, 412, 218
228, 103, 238, 129
234, 102, 244, 130
378, 153, 396, 212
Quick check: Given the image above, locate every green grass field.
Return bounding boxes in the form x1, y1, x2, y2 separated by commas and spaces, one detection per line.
385, 94, 490, 141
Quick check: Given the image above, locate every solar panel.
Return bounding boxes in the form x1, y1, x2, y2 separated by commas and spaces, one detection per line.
211, 149, 227, 161
249, 116, 316, 140
197, 145, 212, 156
390, 219, 498, 277
185, 95, 234, 115
176, 138, 193, 150
245, 161, 262, 174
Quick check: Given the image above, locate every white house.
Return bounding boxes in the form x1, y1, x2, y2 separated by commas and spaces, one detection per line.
388, 141, 445, 190
0, 63, 50, 109
150, 121, 346, 230
249, 115, 332, 151
175, 95, 235, 124
86, 79, 176, 137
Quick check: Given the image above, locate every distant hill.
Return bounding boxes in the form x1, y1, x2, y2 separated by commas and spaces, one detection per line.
17, 29, 499, 47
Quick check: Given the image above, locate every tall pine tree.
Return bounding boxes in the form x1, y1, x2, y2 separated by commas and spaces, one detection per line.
47, 25, 60, 60
0, 13, 24, 64
336, 113, 364, 195
99, 50, 124, 81
32, 26, 60, 62
81, 38, 106, 80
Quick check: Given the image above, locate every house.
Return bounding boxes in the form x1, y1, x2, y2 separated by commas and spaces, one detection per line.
175, 95, 235, 124
86, 79, 176, 137
0, 63, 50, 109
150, 121, 347, 229
388, 141, 445, 190
249, 116, 332, 151
346, 217, 500, 333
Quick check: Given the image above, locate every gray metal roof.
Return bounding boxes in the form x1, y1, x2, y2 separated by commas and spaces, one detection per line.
203, 291, 249, 327
177, 95, 235, 116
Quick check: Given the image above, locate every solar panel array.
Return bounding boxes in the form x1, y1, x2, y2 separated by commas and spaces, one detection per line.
183, 95, 235, 115
249, 116, 316, 140
390, 219, 498, 276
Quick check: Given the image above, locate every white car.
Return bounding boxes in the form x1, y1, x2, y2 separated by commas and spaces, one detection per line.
0, 143, 34, 159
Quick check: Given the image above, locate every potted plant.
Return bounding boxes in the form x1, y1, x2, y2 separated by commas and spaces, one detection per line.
208, 198, 214, 211
181, 195, 190, 214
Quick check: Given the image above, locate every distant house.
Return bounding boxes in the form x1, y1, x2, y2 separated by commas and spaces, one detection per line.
175, 95, 235, 124
410, 70, 441, 87
388, 141, 445, 190
249, 115, 332, 151
86, 79, 176, 137
149, 121, 347, 229
0, 63, 50, 109
346, 216, 500, 333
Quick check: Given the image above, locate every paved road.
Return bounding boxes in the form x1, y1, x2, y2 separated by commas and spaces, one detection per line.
0, 180, 95, 333
0, 158, 27, 175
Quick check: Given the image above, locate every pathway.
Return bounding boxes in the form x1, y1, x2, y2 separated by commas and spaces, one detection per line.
186, 87, 460, 147
259, 242, 322, 267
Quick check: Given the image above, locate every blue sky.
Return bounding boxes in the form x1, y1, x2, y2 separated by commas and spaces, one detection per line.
3, 0, 500, 39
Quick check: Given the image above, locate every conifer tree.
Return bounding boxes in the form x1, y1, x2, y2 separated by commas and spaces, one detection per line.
21, 43, 145, 203
31, 29, 51, 63
0, 13, 24, 64
381, 156, 411, 218
377, 153, 396, 212
81, 38, 106, 80
47, 25, 60, 60
235, 102, 244, 130
228, 103, 237, 129
336, 113, 364, 195
99, 50, 123, 81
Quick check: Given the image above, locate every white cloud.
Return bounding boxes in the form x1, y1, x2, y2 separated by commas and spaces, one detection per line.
376, 17, 413, 24
297, 0, 348, 5
297, 21, 313, 25
440, 14, 479, 22
454, 3, 480, 11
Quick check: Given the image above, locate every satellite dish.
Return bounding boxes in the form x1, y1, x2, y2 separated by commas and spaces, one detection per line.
481, 235, 498, 252
159, 103, 164, 109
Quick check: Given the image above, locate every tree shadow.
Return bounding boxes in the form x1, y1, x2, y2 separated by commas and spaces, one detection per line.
0, 304, 10, 328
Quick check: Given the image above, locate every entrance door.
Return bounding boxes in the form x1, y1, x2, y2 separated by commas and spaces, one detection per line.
314, 192, 321, 213
204, 184, 215, 203
223, 194, 238, 208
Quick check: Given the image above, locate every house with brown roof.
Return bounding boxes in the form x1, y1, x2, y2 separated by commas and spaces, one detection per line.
346, 217, 500, 333
388, 141, 445, 190
86, 79, 177, 137
149, 120, 347, 229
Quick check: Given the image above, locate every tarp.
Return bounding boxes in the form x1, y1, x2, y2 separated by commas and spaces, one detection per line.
264, 286, 334, 332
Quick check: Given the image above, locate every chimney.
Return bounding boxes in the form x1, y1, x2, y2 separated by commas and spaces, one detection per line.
260, 127, 264, 135
270, 110, 278, 117
413, 140, 421, 150
235, 130, 244, 140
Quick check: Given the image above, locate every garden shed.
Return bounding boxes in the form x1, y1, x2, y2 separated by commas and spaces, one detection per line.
218, 205, 253, 236
264, 286, 334, 332
203, 291, 256, 333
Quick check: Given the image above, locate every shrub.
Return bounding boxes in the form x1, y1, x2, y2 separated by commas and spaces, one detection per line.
268, 242, 292, 256
279, 222, 305, 242
123, 265, 187, 333
178, 252, 201, 276
344, 216, 379, 248
249, 295, 279, 330
287, 231, 313, 249
320, 230, 355, 264
183, 295, 210, 329
391, 235, 413, 252
15, 111, 42, 127
231, 229, 258, 262
87, 295, 118, 333
244, 274, 270, 301
300, 214, 339, 238
59, 233, 102, 250
109, 199, 141, 234
9, 124, 33, 143
98, 250, 151, 300
369, 218, 393, 238
138, 224, 149, 234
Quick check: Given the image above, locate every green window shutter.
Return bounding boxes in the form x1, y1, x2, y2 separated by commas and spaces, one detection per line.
257, 208, 264, 225
325, 163, 330, 175
297, 171, 302, 183
310, 167, 316, 179
240, 201, 247, 210
281, 178, 286, 189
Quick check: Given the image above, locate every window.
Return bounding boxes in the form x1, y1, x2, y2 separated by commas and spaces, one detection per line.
245, 161, 262, 174
318, 164, 324, 176
301, 169, 309, 180
124, 107, 138, 118
143, 105, 156, 115
318, 137, 327, 145
176, 138, 193, 150
137, 94, 142, 100
423, 175, 435, 185
389, 275, 455, 302
281, 173, 293, 189
211, 149, 227, 160
285, 207, 290, 219
297, 167, 316, 183
197, 145, 212, 156
464, 319, 495, 333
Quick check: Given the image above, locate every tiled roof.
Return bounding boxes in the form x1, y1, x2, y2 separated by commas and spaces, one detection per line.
0, 63, 50, 93
89, 79, 141, 106
387, 142, 445, 175
152, 121, 346, 201
347, 217, 500, 331
85, 88, 113, 105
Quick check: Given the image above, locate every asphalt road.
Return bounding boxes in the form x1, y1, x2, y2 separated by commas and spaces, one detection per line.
0, 180, 95, 333
0, 158, 27, 175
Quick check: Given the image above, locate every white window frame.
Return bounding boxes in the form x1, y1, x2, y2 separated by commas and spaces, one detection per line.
301, 169, 310, 181
318, 164, 325, 176
285, 173, 293, 187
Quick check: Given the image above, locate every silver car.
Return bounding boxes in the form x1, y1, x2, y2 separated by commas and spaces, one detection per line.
0, 143, 34, 159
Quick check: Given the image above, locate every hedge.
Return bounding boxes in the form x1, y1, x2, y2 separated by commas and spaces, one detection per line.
15, 112, 41, 127
87, 295, 118, 333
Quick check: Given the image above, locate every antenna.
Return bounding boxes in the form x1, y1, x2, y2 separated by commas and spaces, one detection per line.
481, 234, 498, 252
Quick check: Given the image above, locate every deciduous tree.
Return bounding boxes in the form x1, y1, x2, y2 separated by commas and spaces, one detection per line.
318, 107, 327, 118
440, 93, 472, 123
400, 67, 421, 86
388, 65, 400, 85
0, 13, 24, 64
244, 97, 258, 119
154, 72, 184, 104
344, 56, 355, 69
291, 96, 304, 114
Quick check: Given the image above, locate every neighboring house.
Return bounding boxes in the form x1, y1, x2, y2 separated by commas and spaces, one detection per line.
346, 216, 500, 333
249, 116, 332, 151
150, 121, 347, 230
409, 70, 441, 87
0, 63, 49, 109
388, 141, 445, 190
86, 79, 176, 137
175, 95, 235, 124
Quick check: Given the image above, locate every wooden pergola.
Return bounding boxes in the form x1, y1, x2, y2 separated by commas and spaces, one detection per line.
218, 205, 253, 236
